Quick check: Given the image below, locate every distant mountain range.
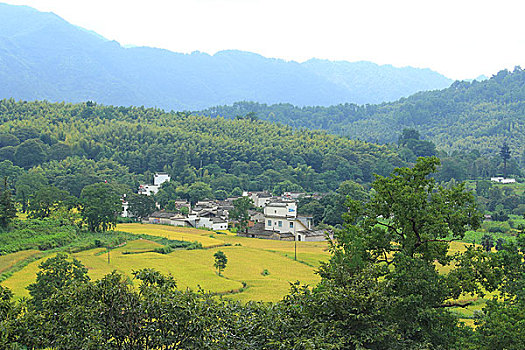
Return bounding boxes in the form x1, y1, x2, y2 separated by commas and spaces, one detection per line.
0, 3, 453, 110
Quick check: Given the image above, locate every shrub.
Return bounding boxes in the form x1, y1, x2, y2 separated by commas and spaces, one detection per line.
154, 246, 173, 254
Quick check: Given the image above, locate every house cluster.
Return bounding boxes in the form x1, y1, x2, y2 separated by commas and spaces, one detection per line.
147, 199, 229, 231
127, 174, 329, 241
241, 191, 329, 242
490, 177, 516, 184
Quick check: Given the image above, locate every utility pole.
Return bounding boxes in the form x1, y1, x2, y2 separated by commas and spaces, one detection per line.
294, 225, 297, 261
294, 237, 297, 261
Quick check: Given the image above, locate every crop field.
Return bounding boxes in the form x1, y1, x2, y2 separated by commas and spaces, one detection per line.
0, 223, 497, 317
1, 224, 328, 302
117, 223, 225, 247
1, 253, 54, 298
0, 249, 40, 275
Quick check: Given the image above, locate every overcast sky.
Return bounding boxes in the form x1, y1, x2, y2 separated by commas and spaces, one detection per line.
3, 0, 525, 80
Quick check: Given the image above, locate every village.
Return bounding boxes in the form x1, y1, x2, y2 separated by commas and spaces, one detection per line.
122, 173, 330, 242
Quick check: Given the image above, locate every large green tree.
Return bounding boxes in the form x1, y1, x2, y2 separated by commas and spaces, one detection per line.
0, 178, 16, 229
15, 172, 48, 213
314, 157, 482, 348
229, 196, 253, 234
127, 193, 156, 219
27, 185, 73, 219
26, 253, 89, 310
80, 183, 122, 232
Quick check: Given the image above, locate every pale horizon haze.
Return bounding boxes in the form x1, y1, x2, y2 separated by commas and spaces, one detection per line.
2, 0, 525, 80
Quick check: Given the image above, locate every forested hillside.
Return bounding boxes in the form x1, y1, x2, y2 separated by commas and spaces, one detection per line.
0, 3, 452, 110
0, 99, 403, 197
200, 68, 525, 159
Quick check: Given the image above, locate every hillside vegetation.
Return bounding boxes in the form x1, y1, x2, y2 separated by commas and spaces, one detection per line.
0, 99, 403, 196
200, 67, 525, 158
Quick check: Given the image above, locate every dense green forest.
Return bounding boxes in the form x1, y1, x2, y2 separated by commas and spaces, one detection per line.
200, 67, 525, 160
0, 99, 404, 200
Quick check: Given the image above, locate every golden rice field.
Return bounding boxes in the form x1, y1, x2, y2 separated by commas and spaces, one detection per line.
1, 224, 329, 302
0, 249, 41, 275
0, 222, 491, 320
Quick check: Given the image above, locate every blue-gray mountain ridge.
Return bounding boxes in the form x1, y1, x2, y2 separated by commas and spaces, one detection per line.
0, 3, 452, 110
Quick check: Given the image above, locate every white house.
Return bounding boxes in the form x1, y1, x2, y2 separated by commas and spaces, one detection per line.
138, 184, 161, 196
138, 173, 171, 196
154, 173, 171, 186
244, 200, 326, 241
197, 217, 228, 231
491, 177, 517, 184
121, 197, 130, 217
243, 191, 274, 207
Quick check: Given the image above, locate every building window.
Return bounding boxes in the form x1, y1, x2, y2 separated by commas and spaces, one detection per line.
290, 222, 294, 228
278, 221, 282, 227
268, 220, 272, 226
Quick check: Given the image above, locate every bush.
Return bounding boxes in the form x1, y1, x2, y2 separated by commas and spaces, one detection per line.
154, 246, 173, 254
483, 221, 511, 234
186, 241, 203, 250
0, 218, 77, 254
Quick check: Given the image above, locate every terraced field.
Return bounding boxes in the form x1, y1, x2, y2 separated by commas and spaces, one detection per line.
1, 224, 329, 302
0, 223, 496, 320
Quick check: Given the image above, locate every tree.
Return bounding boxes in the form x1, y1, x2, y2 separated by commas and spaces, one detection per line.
14, 139, 47, 169
495, 238, 506, 251
213, 251, 228, 276
481, 234, 494, 252
500, 142, 511, 178
127, 193, 156, 219
0, 160, 23, 190
27, 253, 89, 310
0, 177, 16, 229
15, 172, 48, 213
316, 157, 481, 348
398, 128, 421, 146
230, 196, 253, 234
186, 181, 213, 205
80, 183, 122, 232
27, 185, 72, 219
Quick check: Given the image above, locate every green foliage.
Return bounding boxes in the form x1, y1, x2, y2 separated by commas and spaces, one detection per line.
480, 234, 494, 251
15, 171, 48, 213
27, 185, 73, 219
153, 246, 173, 254
229, 196, 254, 234
26, 253, 89, 310
0, 178, 16, 229
314, 157, 482, 348
127, 193, 156, 219
80, 183, 121, 232
213, 250, 228, 276
0, 218, 77, 254
200, 69, 525, 170
0, 99, 404, 198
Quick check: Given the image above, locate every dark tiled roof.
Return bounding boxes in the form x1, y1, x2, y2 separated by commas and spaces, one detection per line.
149, 211, 178, 219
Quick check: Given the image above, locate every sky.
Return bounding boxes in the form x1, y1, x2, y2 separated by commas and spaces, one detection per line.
3, 0, 525, 80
